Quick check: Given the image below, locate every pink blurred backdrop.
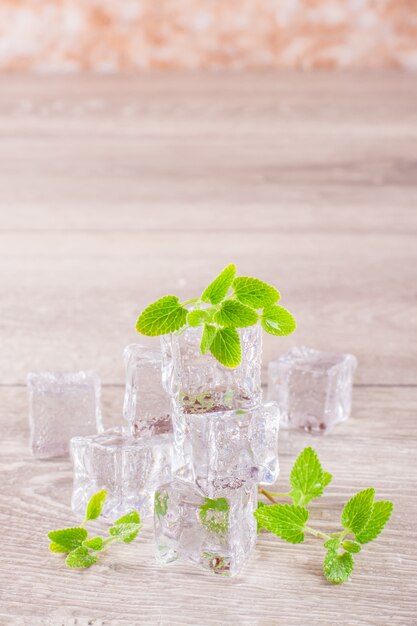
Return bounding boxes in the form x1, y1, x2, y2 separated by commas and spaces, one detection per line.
0, 0, 416, 71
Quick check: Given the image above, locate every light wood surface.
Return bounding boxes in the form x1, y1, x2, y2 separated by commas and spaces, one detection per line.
0, 73, 416, 625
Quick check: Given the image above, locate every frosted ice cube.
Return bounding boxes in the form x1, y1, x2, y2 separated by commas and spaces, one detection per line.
123, 344, 172, 437
268, 347, 357, 434
70, 427, 174, 521
154, 477, 257, 577
172, 402, 279, 494
161, 325, 262, 413
27, 370, 102, 459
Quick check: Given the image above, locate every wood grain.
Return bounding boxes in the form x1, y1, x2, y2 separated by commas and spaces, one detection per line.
0, 73, 416, 625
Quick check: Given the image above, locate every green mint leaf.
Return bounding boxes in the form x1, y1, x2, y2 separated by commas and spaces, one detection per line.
114, 510, 141, 525
323, 549, 354, 584
49, 542, 70, 553
48, 527, 88, 552
209, 327, 241, 368
199, 498, 229, 535
82, 537, 104, 551
215, 300, 258, 328
341, 488, 375, 535
289, 447, 328, 506
342, 539, 362, 554
233, 276, 280, 308
323, 471, 333, 487
109, 512, 141, 543
324, 537, 341, 550
187, 309, 211, 327
65, 546, 98, 569
154, 491, 169, 517
136, 295, 187, 336
355, 500, 394, 544
256, 502, 267, 534
261, 304, 296, 336
200, 323, 217, 355
85, 489, 107, 522
201, 264, 236, 304
254, 504, 309, 544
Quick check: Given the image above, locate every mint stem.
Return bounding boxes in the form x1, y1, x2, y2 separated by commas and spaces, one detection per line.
305, 526, 333, 541
259, 488, 279, 504
181, 298, 199, 307
258, 488, 291, 502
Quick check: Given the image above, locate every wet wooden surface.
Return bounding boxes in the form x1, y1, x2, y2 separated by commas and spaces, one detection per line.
0, 73, 416, 625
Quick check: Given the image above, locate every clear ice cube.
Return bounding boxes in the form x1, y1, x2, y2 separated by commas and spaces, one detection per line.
123, 344, 172, 437
70, 427, 174, 521
172, 402, 279, 494
27, 370, 102, 459
267, 347, 357, 434
160, 325, 263, 413
154, 477, 257, 577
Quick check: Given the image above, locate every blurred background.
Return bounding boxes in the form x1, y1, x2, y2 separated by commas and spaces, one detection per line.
0, 0, 416, 71
0, 1, 415, 390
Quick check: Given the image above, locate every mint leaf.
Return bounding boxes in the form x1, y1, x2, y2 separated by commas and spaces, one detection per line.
215, 300, 258, 328
355, 500, 393, 544
201, 264, 236, 304
187, 309, 210, 327
200, 323, 216, 354
323, 471, 333, 487
341, 488, 375, 535
199, 498, 229, 535
82, 537, 104, 551
290, 447, 328, 506
48, 527, 88, 552
65, 546, 98, 569
49, 542, 70, 553
233, 277, 280, 308
209, 327, 241, 368
109, 512, 141, 543
85, 489, 107, 522
114, 511, 140, 525
136, 295, 187, 336
324, 537, 341, 550
154, 491, 169, 517
254, 504, 309, 544
261, 304, 296, 336
109, 523, 141, 544
256, 502, 267, 534
342, 539, 361, 554
323, 549, 354, 584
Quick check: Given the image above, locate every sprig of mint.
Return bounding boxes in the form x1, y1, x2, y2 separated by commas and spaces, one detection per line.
256, 447, 393, 584
48, 490, 141, 569
135, 264, 296, 368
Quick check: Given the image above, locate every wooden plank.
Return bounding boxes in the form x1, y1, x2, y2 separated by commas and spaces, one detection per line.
0, 230, 415, 385
0, 386, 415, 625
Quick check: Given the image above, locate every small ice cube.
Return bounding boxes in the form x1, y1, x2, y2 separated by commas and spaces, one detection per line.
70, 427, 174, 521
123, 344, 172, 437
267, 347, 357, 434
154, 477, 257, 577
172, 402, 280, 495
27, 370, 102, 459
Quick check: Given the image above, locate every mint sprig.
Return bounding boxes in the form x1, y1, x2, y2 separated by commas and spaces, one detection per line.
136, 264, 296, 368
256, 447, 393, 584
48, 491, 141, 569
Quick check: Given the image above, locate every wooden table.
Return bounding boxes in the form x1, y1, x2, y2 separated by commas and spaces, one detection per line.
0, 73, 416, 625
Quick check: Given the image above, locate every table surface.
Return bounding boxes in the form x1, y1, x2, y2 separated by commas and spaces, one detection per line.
0, 72, 416, 626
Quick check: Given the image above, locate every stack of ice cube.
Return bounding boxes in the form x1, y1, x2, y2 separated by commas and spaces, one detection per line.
156, 327, 280, 577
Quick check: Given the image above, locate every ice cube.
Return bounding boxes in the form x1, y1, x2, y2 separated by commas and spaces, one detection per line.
154, 477, 257, 577
70, 427, 174, 521
172, 402, 279, 494
27, 370, 102, 459
267, 347, 357, 434
160, 325, 263, 413
123, 344, 172, 437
